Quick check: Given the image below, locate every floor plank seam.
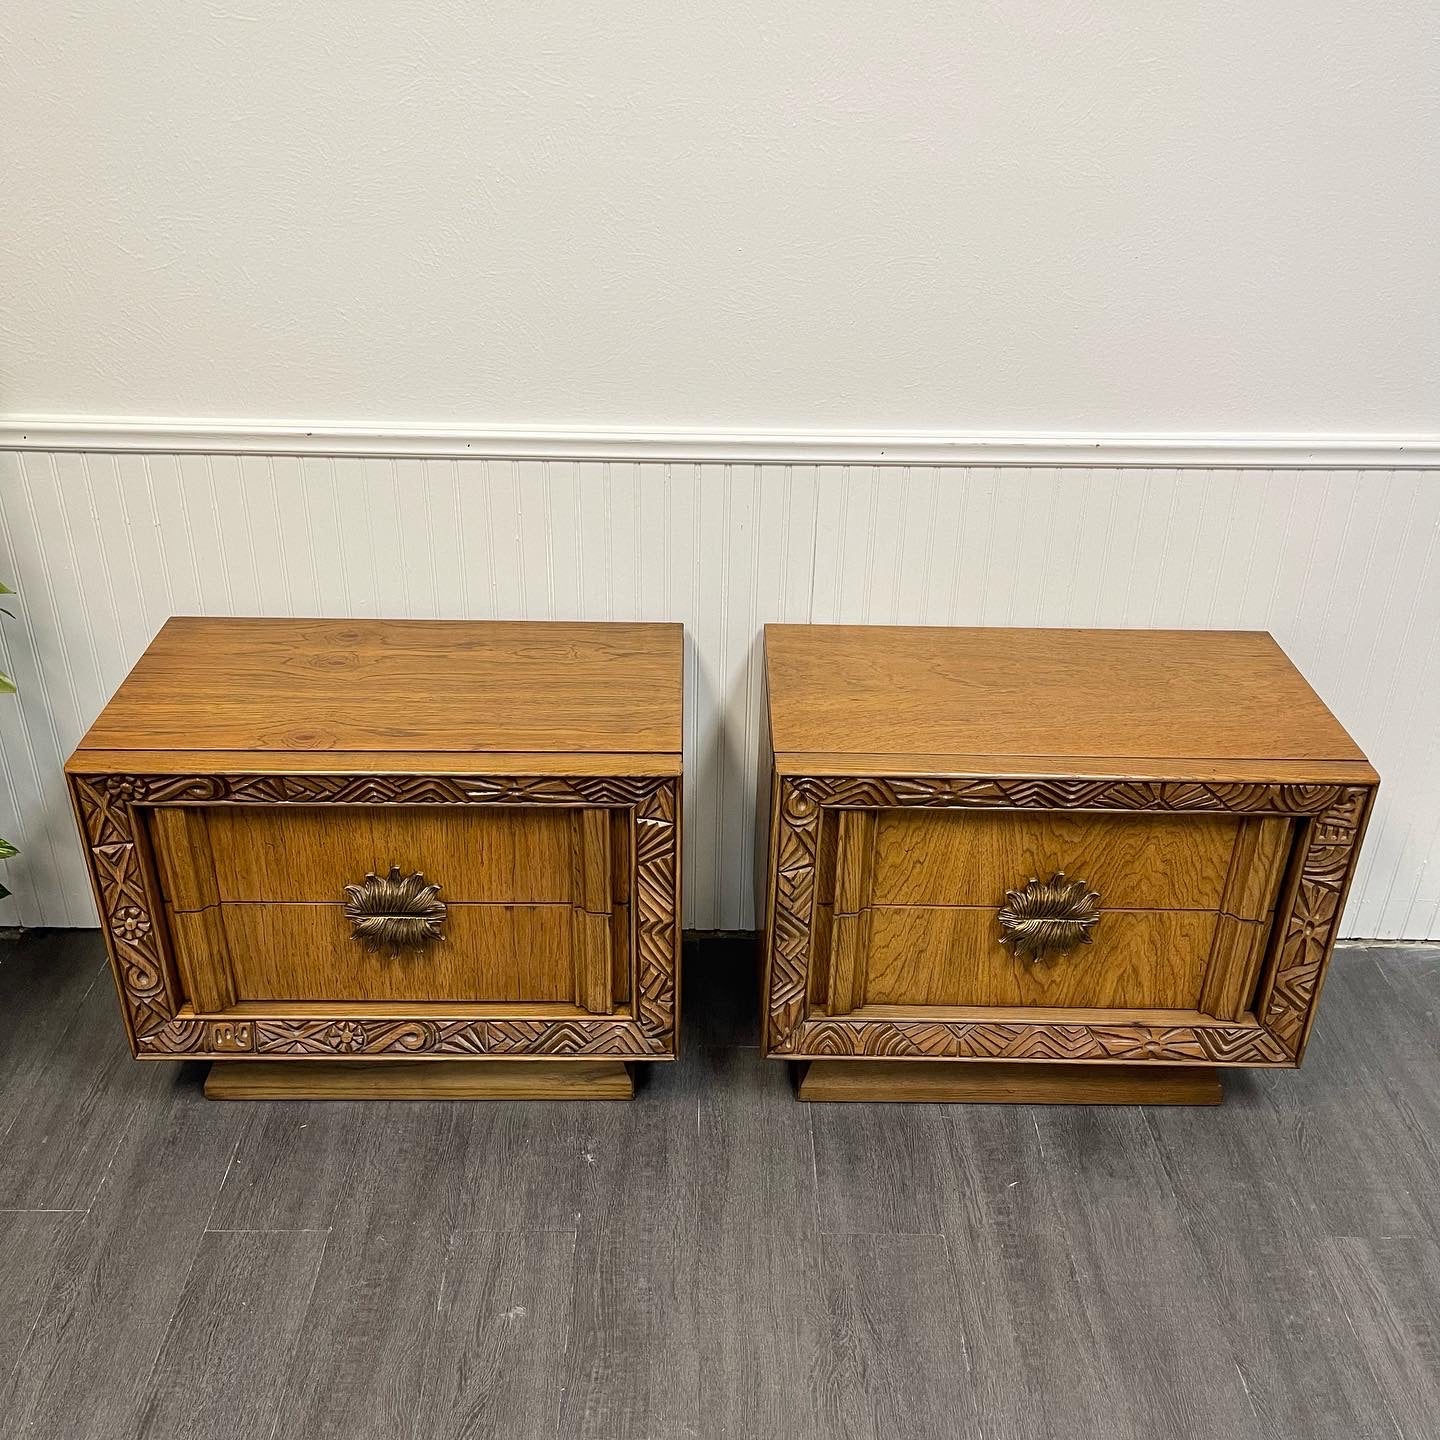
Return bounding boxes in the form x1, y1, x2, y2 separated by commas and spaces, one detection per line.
816, 1227, 947, 1239
445, 1226, 583, 1237
204, 1226, 336, 1235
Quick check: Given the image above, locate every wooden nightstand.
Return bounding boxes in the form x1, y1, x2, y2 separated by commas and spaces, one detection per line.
67, 618, 682, 1100
757, 625, 1377, 1104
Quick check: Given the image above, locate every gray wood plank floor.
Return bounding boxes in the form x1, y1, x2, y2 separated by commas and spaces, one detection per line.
0, 930, 1437, 1439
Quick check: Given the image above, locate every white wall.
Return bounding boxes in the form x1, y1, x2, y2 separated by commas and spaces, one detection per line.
2, 6, 1437, 934
2, 2, 1438, 431
2, 452, 1438, 938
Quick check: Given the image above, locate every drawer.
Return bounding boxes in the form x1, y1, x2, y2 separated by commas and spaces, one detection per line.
148, 804, 629, 1015
159, 805, 596, 906
811, 806, 1294, 1021
867, 810, 1240, 911
862, 906, 1226, 1009
174, 903, 597, 1003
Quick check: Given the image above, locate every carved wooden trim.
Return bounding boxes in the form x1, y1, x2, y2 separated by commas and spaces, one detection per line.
780, 776, 1356, 815
135, 1015, 653, 1059
786, 1017, 1293, 1065
1258, 785, 1371, 1059
763, 774, 1374, 1066
71, 772, 680, 1060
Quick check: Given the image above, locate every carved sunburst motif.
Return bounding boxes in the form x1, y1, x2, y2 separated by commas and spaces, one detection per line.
342, 865, 446, 956
997, 871, 1101, 963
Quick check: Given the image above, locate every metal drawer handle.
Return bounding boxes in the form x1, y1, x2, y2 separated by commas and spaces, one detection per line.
998, 871, 1100, 963
343, 865, 446, 956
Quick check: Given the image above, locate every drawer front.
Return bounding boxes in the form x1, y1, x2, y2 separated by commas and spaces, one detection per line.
868, 810, 1239, 911
71, 768, 682, 1063
184, 903, 587, 1003
810, 805, 1293, 1020
150, 804, 629, 1015
862, 906, 1224, 1009
168, 805, 586, 905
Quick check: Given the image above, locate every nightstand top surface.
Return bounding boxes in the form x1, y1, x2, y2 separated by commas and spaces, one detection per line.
74, 617, 683, 760
764, 625, 1372, 777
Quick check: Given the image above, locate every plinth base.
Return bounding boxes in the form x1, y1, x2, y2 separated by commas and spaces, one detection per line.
797, 1060, 1223, 1105
203, 1059, 635, 1101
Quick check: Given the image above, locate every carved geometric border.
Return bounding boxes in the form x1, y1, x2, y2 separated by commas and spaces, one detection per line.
70, 772, 680, 1061
762, 774, 1375, 1067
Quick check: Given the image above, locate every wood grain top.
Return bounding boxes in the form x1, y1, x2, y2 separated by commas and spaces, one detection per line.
764, 625, 1372, 775
76, 618, 683, 757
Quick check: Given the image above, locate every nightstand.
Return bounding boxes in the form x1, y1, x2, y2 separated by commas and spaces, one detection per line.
758, 625, 1376, 1104
67, 618, 682, 1100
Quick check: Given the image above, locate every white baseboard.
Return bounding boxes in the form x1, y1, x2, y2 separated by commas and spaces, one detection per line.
1, 416, 1438, 468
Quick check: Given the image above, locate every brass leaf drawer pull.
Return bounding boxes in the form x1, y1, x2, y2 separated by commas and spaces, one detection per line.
343, 866, 446, 956
998, 871, 1100, 963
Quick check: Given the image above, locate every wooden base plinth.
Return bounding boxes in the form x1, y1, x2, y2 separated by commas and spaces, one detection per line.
203, 1059, 634, 1101
797, 1060, 1223, 1106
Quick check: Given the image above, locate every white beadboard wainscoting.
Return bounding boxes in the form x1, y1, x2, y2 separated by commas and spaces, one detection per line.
1, 448, 1437, 938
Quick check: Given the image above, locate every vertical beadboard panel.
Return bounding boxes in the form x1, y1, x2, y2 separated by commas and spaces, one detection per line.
1, 457, 1437, 937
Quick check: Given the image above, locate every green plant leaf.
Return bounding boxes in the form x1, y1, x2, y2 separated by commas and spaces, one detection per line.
0, 881, 9, 900
0, 673, 14, 695
0, 582, 13, 594
0, 839, 16, 860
